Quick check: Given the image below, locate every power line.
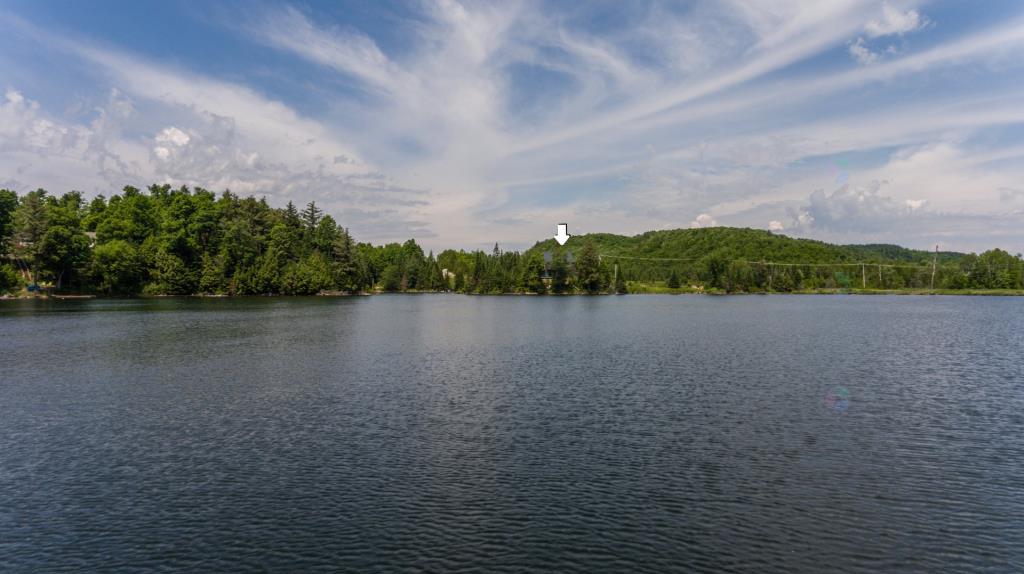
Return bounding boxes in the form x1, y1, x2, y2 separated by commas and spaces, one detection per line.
599, 252, 956, 270
599, 254, 704, 262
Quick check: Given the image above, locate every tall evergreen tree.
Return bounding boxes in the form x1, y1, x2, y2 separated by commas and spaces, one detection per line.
12, 189, 49, 283
302, 201, 323, 231
0, 189, 18, 255
575, 240, 607, 293
667, 271, 680, 289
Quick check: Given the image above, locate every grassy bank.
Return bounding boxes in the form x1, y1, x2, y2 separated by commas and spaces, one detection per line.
624, 282, 1024, 296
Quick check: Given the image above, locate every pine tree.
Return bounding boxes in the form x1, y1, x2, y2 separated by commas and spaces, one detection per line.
667, 270, 680, 289
301, 201, 323, 231
284, 201, 301, 229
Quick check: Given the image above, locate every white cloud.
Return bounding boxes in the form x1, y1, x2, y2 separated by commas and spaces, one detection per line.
847, 2, 928, 66
0, 89, 76, 152
3, 2, 1024, 253
792, 181, 926, 232
153, 126, 190, 161
848, 37, 879, 65
0, 69, 428, 243
904, 198, 926, 211
865, 3, 927, 38
251, 6, 403, 93
156, 126, 190, 147
690, 213, 718, 228
768, 220, 784, 231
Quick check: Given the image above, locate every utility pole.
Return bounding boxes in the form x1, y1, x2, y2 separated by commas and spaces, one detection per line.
930, 244, 939, 290
862, 264, 866, 289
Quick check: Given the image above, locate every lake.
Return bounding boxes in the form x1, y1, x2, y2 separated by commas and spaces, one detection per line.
2, 295, 1022, 572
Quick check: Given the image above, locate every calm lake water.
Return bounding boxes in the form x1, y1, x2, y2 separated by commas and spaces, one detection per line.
2, 295, 1022, 572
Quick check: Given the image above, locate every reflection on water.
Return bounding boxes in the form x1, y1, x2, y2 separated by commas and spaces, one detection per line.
2, 295, 1022, 572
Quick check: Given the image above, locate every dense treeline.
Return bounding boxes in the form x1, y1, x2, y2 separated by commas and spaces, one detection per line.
529, 228, 1024, 292
1, 186, 1022, 296
0, 185, 615, 296
0, 185, 371, 295
437, 240, 620, 295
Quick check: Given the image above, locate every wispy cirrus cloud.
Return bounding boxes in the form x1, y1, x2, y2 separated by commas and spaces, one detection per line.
0, 13, 431, 242
1, 1, 1023, 253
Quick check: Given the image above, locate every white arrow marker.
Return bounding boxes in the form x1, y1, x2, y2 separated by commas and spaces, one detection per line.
554, 223, 571, 245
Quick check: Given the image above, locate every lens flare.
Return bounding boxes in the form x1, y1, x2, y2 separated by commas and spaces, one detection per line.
825, 386, 851, 414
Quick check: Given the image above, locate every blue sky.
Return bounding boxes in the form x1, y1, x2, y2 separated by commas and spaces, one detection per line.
2, 0, 1023, 252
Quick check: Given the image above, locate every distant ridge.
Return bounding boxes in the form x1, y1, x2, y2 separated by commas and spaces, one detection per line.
527, 227, 967, 265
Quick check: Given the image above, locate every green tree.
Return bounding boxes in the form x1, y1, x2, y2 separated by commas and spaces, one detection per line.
12, 189, 49, 284
381, 264, 402, 291
0, 263, 20, 294
575, 240, 607, 293
667, 271, 681, 289
279, 252, 333, 294
93, 240, 145, 294
331, 226, 360, 291
301, 201, 323, 232
38, 191, 90, 290
313, 215, 339, 254
0, 189, 18, 255
199, 253, 228, 294
95, 186, 154, 244
550, 255, 569, 294
40, 226, 91, 290
146, 249, 198, 294
703, 255, 729, 290
521, 253, 547, 294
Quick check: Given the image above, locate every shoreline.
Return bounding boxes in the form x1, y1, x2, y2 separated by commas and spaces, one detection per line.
4, 289, 1024, 300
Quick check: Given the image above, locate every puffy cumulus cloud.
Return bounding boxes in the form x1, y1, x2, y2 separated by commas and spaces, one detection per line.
768, 220, 784, 231
145, 111, 426, 209
154, 126, 190, 155
791, 181, 928, 233
864, 3, 927, 38
0, 89, 79, 152
690, 213, 717, 228
0, 88, 145, 191
779, 173, 1022, 252
81, 51, 431, 242
0, 83, 430, 242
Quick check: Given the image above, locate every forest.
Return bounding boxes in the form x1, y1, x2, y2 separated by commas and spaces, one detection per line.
1, 185, 1022, 296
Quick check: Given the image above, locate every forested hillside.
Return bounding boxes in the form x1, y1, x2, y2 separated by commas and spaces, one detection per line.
529, 228, 963, 263
1, 186, 1022, 296
527, 228, 1022, 292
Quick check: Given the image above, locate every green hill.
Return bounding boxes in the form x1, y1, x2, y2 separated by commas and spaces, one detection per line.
518, 227, 1018, 292
526, 227, 964, 265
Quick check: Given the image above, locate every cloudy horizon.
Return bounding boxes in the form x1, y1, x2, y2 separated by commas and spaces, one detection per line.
2, 0, 1023, 254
